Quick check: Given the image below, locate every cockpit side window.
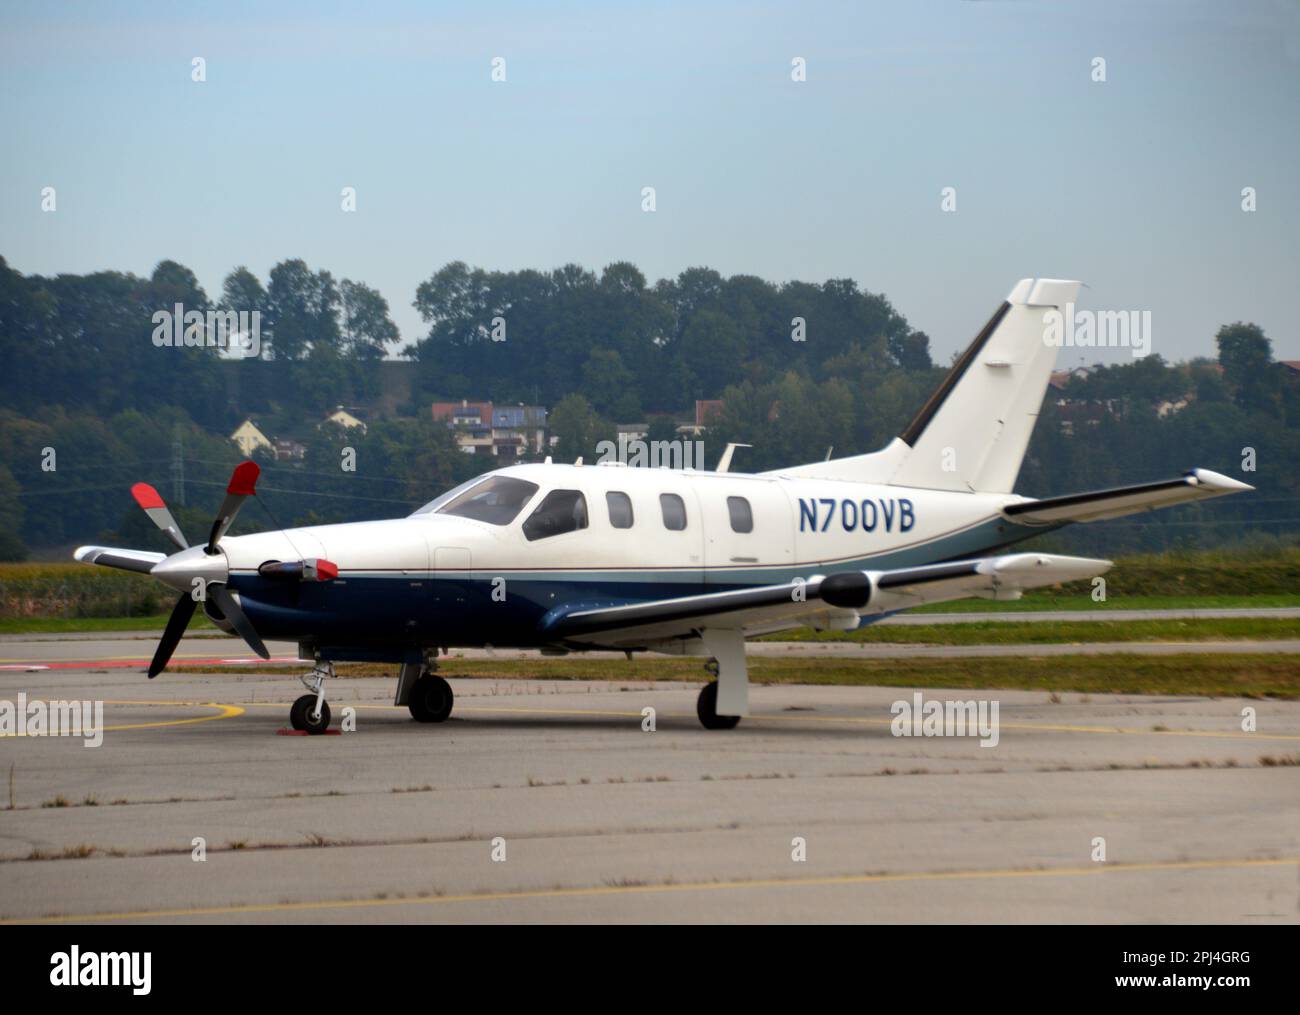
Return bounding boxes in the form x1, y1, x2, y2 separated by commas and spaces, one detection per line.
431, 476, 539, 525
523, 489, 589, 541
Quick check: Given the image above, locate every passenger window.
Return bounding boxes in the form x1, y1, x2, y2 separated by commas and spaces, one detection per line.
659, 493, 687, 531
606, 491, 634, 529
727, 496, 753, 533
523, 489, 588, 541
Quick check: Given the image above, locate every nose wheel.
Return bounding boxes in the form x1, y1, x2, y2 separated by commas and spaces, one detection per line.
290, 694, 331, 734
290, 661, 334, 734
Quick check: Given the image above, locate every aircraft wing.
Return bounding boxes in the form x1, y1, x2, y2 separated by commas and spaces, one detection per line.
1002, 468, 1253, 525
74, 545, 167, 575
539, 552, 1110, 650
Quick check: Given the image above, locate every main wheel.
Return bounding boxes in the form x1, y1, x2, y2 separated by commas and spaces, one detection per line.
290, 694, 331, 735
696, 682, 740, 730
409, 673, 454, 723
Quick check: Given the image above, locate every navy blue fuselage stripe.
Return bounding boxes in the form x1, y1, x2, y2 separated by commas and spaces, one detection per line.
228, 516, 1049, 657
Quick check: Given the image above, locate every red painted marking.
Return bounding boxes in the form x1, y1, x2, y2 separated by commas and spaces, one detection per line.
276, 728, 342, 736
131, 483, 166, 510
10, 656, 300, 672
227, 461, 260, 496
315, 559, 339, 581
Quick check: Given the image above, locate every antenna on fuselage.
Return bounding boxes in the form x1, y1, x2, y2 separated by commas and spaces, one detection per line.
715, 443, 752, 474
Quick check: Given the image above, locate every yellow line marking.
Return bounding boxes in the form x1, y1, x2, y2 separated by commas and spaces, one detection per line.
5, 694, 1295, 742
6, 855, 1295, 924
215, 701, 1300, 738
0, 700, 244, 735
223, 699, 1300, 741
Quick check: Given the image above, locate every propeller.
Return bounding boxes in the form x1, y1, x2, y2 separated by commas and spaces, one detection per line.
207, 461, 260, 554
148, 594, 197, 678
207, 584, 269, 661
139, 461, 268, 677
131, 483, 188, 551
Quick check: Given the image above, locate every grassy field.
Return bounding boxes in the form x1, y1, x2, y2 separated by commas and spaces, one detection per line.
763, 616, 1299, 645
175, 653, 1300, 699
906, 593, 1300, 613
0, 614, 218, 634
2, 612, 1296, 645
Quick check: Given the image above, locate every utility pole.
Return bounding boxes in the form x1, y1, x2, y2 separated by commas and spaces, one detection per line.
171, 425, 185, 506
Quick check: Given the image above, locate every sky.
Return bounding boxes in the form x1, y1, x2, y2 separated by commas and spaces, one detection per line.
1, 0, 1297, 366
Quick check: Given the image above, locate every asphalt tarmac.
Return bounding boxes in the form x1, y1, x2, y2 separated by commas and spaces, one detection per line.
1, 631, 1298, 671
1, 662, 1296, 924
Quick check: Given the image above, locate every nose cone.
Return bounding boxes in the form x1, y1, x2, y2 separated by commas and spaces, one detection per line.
150, 544, 229, 593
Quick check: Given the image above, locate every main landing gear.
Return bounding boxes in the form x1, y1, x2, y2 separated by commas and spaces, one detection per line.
290, 660, 334, 735
696, 653, 743, 731
408, 670, 454, 723
394, 652, 454, 723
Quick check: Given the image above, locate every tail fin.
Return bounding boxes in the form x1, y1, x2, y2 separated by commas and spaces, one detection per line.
770, 278, 1080, 493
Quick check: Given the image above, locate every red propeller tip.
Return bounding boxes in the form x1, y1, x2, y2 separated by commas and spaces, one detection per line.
131, 483, 166, 510
227, 461, 260, 496
315, 559, 339, 581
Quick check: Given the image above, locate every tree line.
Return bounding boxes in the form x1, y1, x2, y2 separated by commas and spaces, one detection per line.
0, 253, 1295, 557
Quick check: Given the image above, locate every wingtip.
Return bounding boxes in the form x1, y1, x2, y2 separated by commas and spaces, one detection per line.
1191, 468, 1254, 493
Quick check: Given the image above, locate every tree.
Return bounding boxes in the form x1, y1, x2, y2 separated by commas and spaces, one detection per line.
340, 279, 399, 360
548, 394, 607, 463
266, 259, 341, 361
1216, 322, 1279, 413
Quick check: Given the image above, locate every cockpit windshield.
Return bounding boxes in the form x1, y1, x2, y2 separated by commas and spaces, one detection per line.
413, 475, 540, 525
409, 475, 490, 516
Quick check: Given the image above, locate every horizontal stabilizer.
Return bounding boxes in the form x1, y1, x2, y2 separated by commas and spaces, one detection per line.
1003, 469, 1253, 525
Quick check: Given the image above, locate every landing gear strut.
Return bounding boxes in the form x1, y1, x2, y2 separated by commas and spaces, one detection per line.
697, 658, 741, 730
291, 660, 334, 734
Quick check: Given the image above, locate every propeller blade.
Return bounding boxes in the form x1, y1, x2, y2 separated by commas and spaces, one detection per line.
207, 584, 269, 660
131, 483, 188, 551
148, 593, 198, 678
206, 461, 260, 554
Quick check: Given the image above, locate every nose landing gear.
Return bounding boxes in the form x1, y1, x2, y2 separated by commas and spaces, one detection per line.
290, 660, 334, 734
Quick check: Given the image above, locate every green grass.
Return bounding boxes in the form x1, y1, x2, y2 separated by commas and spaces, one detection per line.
180, 653, 1300, 699
0, 613, 216, 634
762, 617, 1299, 645
907, 594, 1300, 613
1, 596, 1295, 636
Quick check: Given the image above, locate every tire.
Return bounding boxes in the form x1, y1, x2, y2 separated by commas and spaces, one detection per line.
408, 674, 454, 723
291, 694, 331, 735
697, 682, 740, 730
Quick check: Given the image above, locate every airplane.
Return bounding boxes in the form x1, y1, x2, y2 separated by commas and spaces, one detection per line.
74, 278, 1253, 733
